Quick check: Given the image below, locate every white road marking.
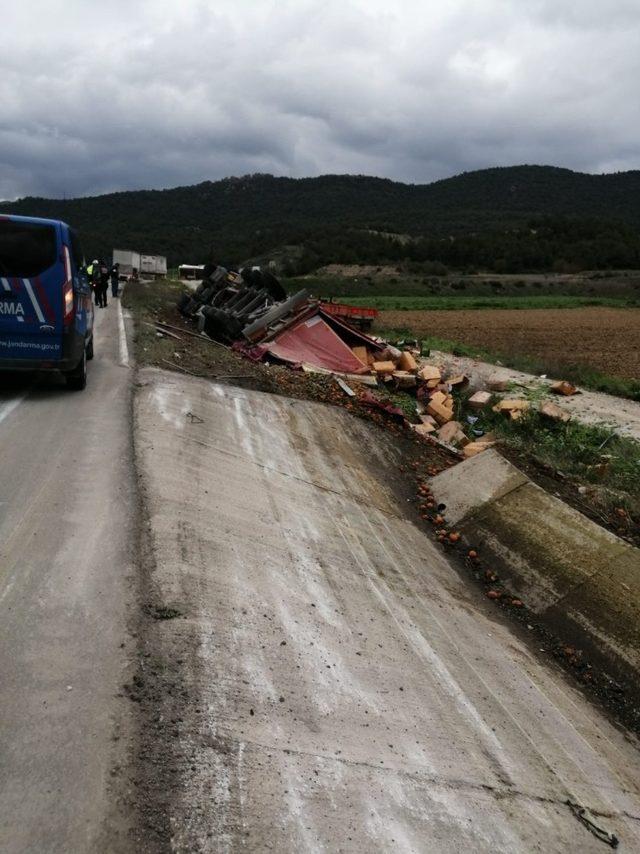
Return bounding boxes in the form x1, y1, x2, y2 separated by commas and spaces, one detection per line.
22, 279, 45, 323
0, 394, 26, 427
117, 298, 129, 367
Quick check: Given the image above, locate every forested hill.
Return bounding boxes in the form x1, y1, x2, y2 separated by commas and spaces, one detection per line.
3, 165, 640, 269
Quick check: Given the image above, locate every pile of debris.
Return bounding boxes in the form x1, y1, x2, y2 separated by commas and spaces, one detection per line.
325, 345, 577, 459
176, 267, 578, 458
359, 347, 497, 458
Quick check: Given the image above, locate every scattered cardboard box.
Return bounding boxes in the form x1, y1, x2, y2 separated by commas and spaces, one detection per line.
448, 374, 468, 387
418, 365, 441, 382
487, 375, 509, 392
463, 440, 496, 458
493, 398, 530, 414
437, 421, 469, 447
468, 390, 493, 409
551, 380, 578, 396
427, 400, 454, 425
540, 401, 571, 422
373, 361, 396, 375
412, 422, 436, 436
398, 351, 418, 372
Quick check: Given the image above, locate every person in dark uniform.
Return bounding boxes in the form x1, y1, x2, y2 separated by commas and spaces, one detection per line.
110, 262, 120, 298
99, 260, 109, 307
91, 260, 104, 307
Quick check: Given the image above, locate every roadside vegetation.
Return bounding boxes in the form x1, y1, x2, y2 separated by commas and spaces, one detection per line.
480, 395, 639, 501
284, 271, 640, 302
438, 381, 640, 543
342, 295, 636, 310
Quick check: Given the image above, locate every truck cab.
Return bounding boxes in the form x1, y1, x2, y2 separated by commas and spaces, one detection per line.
0, 215, 94, 389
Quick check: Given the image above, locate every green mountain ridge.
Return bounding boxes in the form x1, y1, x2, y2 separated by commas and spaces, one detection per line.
3, 165, 640, 268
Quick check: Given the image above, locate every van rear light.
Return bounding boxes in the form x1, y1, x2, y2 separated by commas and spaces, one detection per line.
62, 245, 75, 326
63, 280, 74, 325
63, 244, 72, 283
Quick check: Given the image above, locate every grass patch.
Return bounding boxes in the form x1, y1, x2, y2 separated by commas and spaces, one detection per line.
122, 277, 185, 356
478, 408, 640, 500
122, 276, 184, 314
284, 272, 640, 302
343, 295, 637, 311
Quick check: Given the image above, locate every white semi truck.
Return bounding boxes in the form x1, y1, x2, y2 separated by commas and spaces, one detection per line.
112, 249, 167, 280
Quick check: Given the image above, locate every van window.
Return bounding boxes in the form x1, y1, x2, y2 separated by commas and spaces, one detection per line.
69, 228, 85, 269
0, 220, 57, 278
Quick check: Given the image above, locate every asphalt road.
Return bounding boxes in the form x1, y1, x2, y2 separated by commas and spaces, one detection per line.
134, 368, 640, 853
0, 302, 135, 853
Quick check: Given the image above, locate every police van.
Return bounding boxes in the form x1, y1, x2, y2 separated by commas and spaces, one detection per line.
0, 214, 94, 390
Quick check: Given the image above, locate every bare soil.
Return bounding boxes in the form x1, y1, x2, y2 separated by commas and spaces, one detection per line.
378, 306, 640, 380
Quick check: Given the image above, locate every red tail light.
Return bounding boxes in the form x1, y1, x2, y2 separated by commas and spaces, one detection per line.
63, 280, 74, 324
63, 245, 75, 325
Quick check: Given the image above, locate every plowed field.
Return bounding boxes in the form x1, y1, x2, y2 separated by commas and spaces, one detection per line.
378, 307, 640, 380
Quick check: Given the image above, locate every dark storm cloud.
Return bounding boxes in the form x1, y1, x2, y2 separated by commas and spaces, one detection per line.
2, 0, 640, 199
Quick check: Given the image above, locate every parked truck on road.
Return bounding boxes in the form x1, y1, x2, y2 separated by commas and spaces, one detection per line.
112, 249, 140, 281
140, 254, 167, 278
112, 249, 167, 280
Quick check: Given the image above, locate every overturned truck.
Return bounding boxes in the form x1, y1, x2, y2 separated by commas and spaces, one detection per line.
178, 267, 288, 341
178, 265, 384, 375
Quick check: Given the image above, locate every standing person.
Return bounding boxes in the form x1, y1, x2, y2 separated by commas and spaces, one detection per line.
99, 259, 109, 307
110, 262, 120, 298
91, 260, 103, 307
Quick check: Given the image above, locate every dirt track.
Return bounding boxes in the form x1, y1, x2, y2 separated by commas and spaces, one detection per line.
378, 307, 640, 379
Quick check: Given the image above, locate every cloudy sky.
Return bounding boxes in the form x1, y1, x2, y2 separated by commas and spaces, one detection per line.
2, 0, 640, 199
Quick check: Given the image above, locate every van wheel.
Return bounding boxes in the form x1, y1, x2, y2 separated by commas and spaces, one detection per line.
86, 337, 94, 361
66, 349, 87, 391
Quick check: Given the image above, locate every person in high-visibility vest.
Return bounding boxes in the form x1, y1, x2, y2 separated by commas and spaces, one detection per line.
88, 260, 103, 306
86, 261, 95, 302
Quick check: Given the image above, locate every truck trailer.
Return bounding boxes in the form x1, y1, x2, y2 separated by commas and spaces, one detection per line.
112, 249, 141, 280
113, 249, 167, 280
140, 254, 167, 278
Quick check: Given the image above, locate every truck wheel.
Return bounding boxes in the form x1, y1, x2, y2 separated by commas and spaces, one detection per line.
86, 336, 94, 361
66, 349, 87, 391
